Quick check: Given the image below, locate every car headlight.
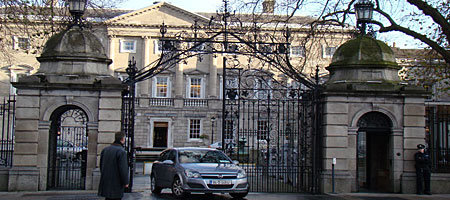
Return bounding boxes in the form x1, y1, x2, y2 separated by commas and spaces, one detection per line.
185, 169, 201, 178
237, 170, 246, 179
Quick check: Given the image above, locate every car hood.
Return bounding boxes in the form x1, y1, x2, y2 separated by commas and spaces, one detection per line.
181, 163, 242, 173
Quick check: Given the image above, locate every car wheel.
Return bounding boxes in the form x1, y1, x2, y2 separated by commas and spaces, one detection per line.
230, 192, 248, 199
150, 174, 162, 194
171, 176, 188, 198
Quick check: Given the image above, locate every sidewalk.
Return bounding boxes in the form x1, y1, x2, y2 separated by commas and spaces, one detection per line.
0, 162, 449, 199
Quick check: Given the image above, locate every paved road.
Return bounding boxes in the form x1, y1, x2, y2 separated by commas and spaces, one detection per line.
1, 168, 450, 200
2, 190, 450, 200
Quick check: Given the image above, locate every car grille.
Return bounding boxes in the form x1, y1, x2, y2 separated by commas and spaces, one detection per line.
207, 184, 234, 189
187, 183, 205, 189
201, 174, 237, 179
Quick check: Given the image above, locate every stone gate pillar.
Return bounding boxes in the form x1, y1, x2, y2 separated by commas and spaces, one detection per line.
10, 26, 124, 191
320, 36, 428, 193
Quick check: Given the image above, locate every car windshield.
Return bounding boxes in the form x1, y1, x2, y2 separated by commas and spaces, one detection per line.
178, 149, 231, 164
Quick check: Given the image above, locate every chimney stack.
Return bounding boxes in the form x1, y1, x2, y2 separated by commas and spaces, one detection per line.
262, 0, 275, 14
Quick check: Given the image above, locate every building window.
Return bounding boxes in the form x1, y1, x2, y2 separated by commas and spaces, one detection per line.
257, 120, 268, 140
120, 40, 137, 53
188, 77, 203, 98
155, 40, 179, 54
153, 76, 170, 98
12, 36, 30, 50
18, 38, 30, 50
259, 43, 273, 53
323, 46, 337, 58
189, 119, 202, 140
290, 46, 305, 57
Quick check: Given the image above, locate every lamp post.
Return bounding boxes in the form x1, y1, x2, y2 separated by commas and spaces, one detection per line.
354, 0, 374, 35
211, 117, 216, 144
67, 0, 88, 28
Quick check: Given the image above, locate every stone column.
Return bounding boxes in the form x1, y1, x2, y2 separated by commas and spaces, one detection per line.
8, 89, 40, 191
391, 128, 404, 193
401, 97, 427, 193
175, 63, 184, 98
138, 37, 151, 107
93, 90, 122, 190
320, 96, 353, 193
108, 35, 116, 71
37, 121, 50, 191
209, 55, 218, 98
139, 36, 150, 98
86, 122, 98, 190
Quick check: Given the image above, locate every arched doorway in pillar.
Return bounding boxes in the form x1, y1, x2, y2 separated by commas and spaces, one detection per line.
47, 105, 89, 190
357, 111, 393, 192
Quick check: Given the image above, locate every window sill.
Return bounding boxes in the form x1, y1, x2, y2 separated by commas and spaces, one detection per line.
188, 139, 203, 142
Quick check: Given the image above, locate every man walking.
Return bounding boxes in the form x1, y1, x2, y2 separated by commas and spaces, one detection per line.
415, 144, 431, 195
98, 132, 129, 200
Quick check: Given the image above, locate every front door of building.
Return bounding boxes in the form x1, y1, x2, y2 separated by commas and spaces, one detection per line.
153, 122, 168, 148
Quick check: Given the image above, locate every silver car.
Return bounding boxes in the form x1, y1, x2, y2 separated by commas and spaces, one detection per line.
150, 147, 249, 198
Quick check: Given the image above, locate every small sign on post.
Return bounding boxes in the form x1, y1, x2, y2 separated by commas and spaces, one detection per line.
332, 157, 336, 193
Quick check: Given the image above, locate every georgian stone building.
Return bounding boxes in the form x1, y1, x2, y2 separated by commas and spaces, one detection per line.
102, 2, 351, 151
1, 1, 351, 151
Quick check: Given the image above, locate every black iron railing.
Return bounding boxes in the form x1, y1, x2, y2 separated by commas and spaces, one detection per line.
426, 105, 450, 173
0, 95, 15, 167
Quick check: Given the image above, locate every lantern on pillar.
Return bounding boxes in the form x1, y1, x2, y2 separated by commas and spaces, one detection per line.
354, 0, 374, 35
67, 0, 88, 27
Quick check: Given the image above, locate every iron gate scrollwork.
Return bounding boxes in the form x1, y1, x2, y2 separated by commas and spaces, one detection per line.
223, 68, 322, 193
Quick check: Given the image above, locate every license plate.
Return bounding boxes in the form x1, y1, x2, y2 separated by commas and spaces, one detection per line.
209, 180, 232, 185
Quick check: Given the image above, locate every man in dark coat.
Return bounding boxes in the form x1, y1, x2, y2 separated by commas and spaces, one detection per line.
415, 144, 431, 195
98, 132, 129, 200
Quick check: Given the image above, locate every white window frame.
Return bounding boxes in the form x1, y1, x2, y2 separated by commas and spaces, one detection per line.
290, 46, 306, 57
188, 119, 202, 141
12, 36, 30, 50
154, 39, 179, 54
152, 76, 171, 98
187, 76, 205, 99
120, 39, 137, 53
154, 40, 162, 54
322, 46, 337, 58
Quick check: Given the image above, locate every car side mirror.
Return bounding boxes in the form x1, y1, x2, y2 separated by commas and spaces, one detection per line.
233, 160, 239, 165
162, 160, 174, 165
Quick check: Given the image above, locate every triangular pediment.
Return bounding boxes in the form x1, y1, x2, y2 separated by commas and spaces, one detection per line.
184, 68, 208, 75
106, 2, 210, 27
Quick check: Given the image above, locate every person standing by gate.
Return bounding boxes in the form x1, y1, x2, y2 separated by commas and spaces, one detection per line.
98, 132, 129, 200
415, 144, 431, 195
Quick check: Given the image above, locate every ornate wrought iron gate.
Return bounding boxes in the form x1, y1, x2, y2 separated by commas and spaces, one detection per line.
223, 68, 322, 193
48, 107, 88, 190
121, 59, 137, 192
